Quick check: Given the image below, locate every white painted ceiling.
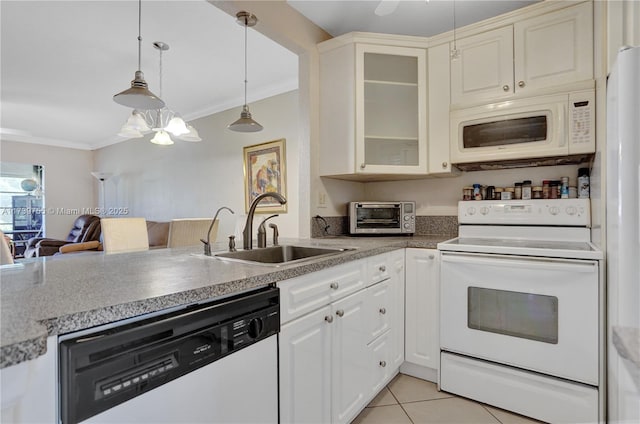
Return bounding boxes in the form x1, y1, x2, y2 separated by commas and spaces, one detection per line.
0, 0, 298, 150
287, 0, 540, 38
1, 0, 539, 151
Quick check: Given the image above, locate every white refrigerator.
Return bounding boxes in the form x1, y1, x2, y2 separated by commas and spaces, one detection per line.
606, 45, 640, 423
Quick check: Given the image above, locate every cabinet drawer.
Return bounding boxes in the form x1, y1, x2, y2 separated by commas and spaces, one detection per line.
366, 279, 392, 341
366, 249, 404, 287
368, 330, 392, 397
278, 260, 366, 324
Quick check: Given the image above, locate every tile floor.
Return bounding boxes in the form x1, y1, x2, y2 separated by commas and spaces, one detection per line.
352, 374, 544, 424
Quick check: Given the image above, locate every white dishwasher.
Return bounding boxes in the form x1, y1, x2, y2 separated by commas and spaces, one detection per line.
59, 287, 279, 424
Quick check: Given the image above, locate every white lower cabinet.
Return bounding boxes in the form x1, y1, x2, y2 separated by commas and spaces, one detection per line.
279, 250, 405, 424
402, 248, 440, 382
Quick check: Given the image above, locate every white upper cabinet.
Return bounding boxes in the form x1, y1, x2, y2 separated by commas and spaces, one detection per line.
450, 26, 514, 105
514, 1, 593, 93
319, 39, 428, 178
451, 2, 593, 106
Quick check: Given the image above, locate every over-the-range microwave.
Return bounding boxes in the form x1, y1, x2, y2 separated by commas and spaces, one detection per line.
450, 90, 595, 164
349, 201, 415, 235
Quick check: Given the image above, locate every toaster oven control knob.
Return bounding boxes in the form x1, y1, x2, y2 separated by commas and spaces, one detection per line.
566, 206, 577, 215
247, 318, 264, 339
549, 206, 560, 215
480, 206, 489, 215
404, 216, 410, 221
404, 223, 410, 229
467, 207, 476, 215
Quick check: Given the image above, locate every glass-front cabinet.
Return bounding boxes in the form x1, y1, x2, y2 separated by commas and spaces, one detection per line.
319, 38, 428, 178
357, 44, 426, 173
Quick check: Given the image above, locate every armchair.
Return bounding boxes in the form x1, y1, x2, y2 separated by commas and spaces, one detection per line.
24, 215, 101, 258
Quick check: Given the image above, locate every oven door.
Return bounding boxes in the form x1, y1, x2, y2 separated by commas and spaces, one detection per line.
440, 252, 598, 385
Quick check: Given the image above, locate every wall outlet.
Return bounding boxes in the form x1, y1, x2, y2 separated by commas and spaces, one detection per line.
318, 192, 327, 208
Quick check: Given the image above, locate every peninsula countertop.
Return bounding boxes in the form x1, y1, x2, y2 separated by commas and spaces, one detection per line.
0, 235, 451, 368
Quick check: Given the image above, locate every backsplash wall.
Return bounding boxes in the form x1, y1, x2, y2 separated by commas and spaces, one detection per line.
310, 215, 458, 238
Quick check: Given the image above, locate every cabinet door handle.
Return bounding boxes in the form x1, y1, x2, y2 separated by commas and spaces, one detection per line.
379, 265, 386, 272
336, 309, 345, 317
330, 282, 339, 290
518, 80, 525, 88
502, 85, 510, 91
379, 307, 386, 315
360, 163, 366, 169
442, 162, 448, 168
379, 361, 387, 368
325, 315, 333, 323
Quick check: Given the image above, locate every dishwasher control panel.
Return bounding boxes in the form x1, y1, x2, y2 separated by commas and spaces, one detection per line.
60, 287, 279, 424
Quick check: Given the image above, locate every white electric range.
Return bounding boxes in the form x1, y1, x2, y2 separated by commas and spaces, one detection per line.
438, 199, 604, 424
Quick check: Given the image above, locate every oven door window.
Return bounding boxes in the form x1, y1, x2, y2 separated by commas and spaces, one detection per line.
356, 207, 400, 229
467, 287, 558, 344
462, 115, 548, 148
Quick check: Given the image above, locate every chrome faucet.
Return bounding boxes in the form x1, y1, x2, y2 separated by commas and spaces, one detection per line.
201, 206, 234, 256
243, 192, 287, 250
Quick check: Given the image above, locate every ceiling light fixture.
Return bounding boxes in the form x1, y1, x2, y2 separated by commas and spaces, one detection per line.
113, 0, 165, 110
118, 41, 201, 144
228, 11, 263, 133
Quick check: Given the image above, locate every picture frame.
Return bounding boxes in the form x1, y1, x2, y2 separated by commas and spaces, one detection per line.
243, 138, 287, 213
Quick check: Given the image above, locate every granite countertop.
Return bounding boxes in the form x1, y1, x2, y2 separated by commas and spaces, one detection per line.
0, 235, 451, 368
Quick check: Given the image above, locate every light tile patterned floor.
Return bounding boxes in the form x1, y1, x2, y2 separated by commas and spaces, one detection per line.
352, 374, 544, 424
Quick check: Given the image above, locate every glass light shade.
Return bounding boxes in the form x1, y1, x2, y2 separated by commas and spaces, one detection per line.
176, 124, 202, 142
118, 125, 144, 138
113, 71, 165, 110
165, 116, 189, 136
228, 105, 263, 133
126, 110, 151, 132
150, 130, 174, 145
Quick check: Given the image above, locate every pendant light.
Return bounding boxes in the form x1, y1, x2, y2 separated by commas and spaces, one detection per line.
113, 0, 165, 110
228, 11, 263, 133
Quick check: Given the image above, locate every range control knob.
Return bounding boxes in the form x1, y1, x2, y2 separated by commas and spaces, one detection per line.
480, 206, 489, 215
549, 206, 561, 215
566, 206, 577, 216
467, 207, 476, 216
247, 318, 264, 339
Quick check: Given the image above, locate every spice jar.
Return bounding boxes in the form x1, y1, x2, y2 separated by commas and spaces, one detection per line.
569, 186, 577, 198
549, 181, 559, 199
533, 186, 543, 199
578, 168, 590, 198
494, 188, 504, 200
542, 180, 551, 199
561, 177, 570, 199
514, 182, 523, 200
486, 186, 495, 200
463, 187, 473, 201
522, 180, 532, 200
502, 187, 515, 200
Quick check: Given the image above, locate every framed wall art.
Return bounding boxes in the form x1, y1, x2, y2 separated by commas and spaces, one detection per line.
243, 138, 287, 213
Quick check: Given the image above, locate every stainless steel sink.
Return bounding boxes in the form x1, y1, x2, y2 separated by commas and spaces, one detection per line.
214, 245, 355, 266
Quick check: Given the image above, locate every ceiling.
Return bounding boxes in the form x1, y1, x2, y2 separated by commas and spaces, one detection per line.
1, 0, 539, 152
0, 1, 298, 150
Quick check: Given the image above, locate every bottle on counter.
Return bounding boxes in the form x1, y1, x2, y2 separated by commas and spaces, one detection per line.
473, 183, 482, 200
522, 180, 532, 200
533, 186, 543, 199
463, 186, 473, 201
494, 188, 504, 200
561, 177, 570, 199
502, 187, 514, 200
486, 186, 495, 200
514, 182, 523, 200
578, 168, 590, 198
542, 180, 551, 199
549, 181, 559, 199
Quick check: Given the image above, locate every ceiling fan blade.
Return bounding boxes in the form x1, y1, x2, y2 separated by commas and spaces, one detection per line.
374, 0, 400, 17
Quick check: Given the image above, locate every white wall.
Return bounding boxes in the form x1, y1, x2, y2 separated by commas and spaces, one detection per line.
93, 90, 301, 242
0, 141, 95, 239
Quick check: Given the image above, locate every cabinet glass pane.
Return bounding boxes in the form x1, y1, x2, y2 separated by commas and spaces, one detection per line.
364, 139, 419, 166
364, 53, 417, 84
364, 83, 418, 139
468, 287, 558, 344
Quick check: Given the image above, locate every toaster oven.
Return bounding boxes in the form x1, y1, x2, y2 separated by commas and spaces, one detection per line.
349, 201, 415, 235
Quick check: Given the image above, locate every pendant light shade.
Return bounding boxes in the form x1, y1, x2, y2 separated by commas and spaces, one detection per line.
113, 0, 165, 110
150, 130, 174, 145
228, 11, 263, 133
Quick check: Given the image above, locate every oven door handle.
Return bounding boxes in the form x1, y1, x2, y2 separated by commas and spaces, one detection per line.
441, 252, 598, 273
